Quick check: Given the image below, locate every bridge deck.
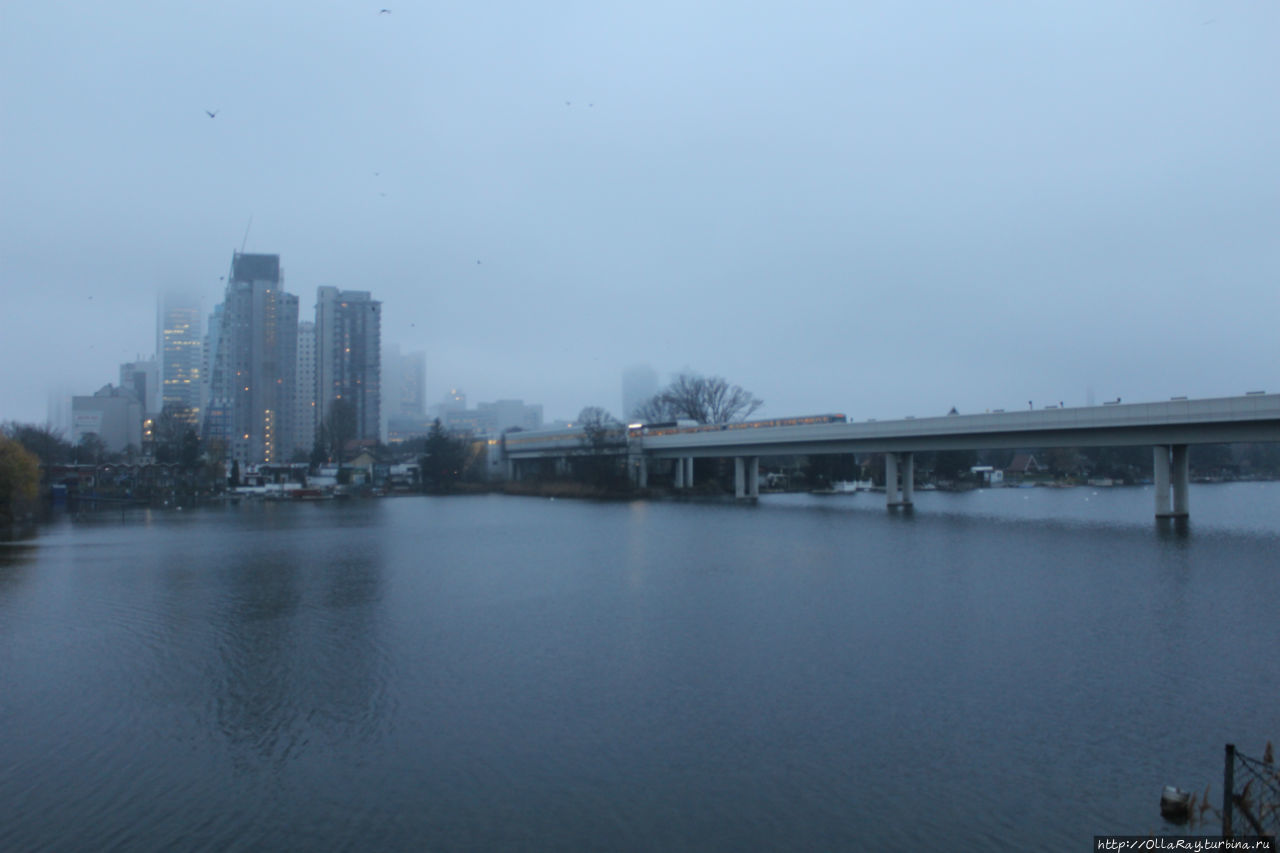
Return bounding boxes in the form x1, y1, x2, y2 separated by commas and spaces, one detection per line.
639, 394, 1280, 457
501, 394, 1279, 458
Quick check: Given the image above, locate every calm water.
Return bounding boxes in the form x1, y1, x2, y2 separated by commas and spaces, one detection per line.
2, 484, 1277, 851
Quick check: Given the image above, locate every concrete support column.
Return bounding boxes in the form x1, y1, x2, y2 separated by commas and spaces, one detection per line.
674, 457, 685, 489
749, 457, 760, 499
505, 458, 514, 481
636, 457, 648, 488
734, 457, 745, 499
885, 453, 900, 507
1153, 446, 1171, 516
685, 458, 695, 488
1171, 444, 1190, 517
901, 452, 915, 506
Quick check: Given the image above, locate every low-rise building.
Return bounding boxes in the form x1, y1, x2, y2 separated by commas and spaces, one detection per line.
72, 384, 143, 452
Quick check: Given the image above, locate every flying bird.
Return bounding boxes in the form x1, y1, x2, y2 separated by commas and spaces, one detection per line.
379, 8, 391, 13
205, 109, 219, 118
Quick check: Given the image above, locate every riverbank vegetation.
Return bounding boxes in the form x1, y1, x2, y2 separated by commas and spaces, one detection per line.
0, 434, 40, 524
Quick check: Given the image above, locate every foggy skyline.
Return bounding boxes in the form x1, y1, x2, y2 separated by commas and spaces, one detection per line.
3, 1, 1277, 427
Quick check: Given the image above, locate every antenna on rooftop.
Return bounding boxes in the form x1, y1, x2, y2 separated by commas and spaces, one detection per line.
240, 215, 253, 253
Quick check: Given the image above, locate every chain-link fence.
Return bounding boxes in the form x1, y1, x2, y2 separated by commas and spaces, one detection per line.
1224, 743, 1278, 848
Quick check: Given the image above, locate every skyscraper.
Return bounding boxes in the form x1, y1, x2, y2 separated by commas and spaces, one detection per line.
316, 286, 381, 443
200, 303, 223, 436
622, 364, 659, 421
158, 292, 204, 425
206, 253, 298, 465
382, 344, 426, 441
295, 320, 317, 456
119, 357, 160, 416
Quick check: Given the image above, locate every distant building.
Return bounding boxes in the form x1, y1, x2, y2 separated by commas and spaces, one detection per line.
382, 344, 426, 442
119, 357, 160, 416
46, 386, 75, 436
72, 384, 143, 451
480, 399, 542, 432
387, 417, 433, 444
205, 252, 299, 465
316, 286, 381, 443
442, 399, 542, 435
295, 320, 317, 455
440, 388, 466, 414
1005, 453, 1044, 477
969, 465, 1005, 486
622, 364, 658, 421
203, 302, 226, 445
157, 291, 204, 425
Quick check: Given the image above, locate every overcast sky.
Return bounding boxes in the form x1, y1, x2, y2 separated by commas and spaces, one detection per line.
2, 1, 1277, 426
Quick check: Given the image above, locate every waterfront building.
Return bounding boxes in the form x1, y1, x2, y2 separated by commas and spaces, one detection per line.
316, 286, 381, 442
205, 253, 299, 465
157, 292, 204, 425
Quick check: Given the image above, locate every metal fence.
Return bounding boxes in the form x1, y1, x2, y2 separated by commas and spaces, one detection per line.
1224, 743, 1279, 847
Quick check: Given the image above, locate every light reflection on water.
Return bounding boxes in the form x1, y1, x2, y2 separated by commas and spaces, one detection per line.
1, 485, 1277, 851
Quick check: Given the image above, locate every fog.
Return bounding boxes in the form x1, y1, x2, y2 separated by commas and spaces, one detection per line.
2, 1, 1277, 425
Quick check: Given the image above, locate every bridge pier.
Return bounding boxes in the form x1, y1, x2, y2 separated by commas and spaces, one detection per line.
632, 456, 647, 488
734, 456, 759, 501
885, 452, 914, 508
673, 457, 694, 489
1153, 444, 1190, 518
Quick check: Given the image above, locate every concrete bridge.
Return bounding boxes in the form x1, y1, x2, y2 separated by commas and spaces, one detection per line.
502, 393, 1280, 519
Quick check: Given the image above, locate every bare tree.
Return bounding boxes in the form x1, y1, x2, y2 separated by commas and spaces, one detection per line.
630, 395, 678, 423
639, 373, 763, 424
577, 407, 619, 452
576, 407, 624, 486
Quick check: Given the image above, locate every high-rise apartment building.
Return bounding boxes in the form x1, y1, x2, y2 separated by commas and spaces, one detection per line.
316, 286, 381, 443
200, 303, 223, 435
382, 344, 426, 441
158, 292, 204, 424
205, 253, 299, 465
295, 320, 317, 455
